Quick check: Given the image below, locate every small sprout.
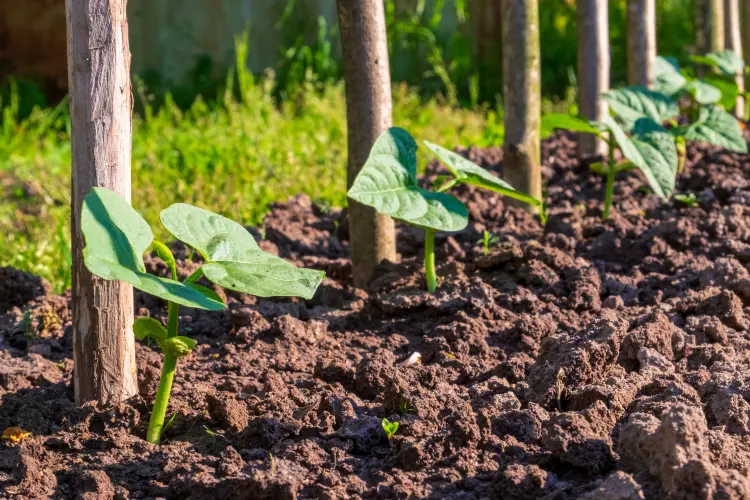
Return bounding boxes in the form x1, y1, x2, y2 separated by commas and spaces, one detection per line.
405, 352, 422, 365
203, 426, 218, 438
162, 413, 178, 434
2, 427, 31, 443
348, 128, 542, 293
382, 418, 400, 439
398, 396, 416, 415
478, 230, 499, 256
81, 188, 324, 445
674, 192, 700, 207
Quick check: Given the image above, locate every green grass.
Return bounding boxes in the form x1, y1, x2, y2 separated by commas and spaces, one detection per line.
0, 79, 501, 293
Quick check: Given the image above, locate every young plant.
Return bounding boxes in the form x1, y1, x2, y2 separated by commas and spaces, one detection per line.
382, 418, 400, 439
347, 127, 543, 293
81, 188, 324, 444
542, 112, 678, 220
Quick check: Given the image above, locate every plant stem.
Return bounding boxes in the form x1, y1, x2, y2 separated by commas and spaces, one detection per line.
424, 228, 437, 293
146, 300, 179, 445
146, 353, 177, 444
602, 133, 616, 221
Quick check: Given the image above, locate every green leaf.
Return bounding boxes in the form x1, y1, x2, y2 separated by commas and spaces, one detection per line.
161, 204, 325, 299
382, 418, 400, 439
540, 113, 603, 138
702, 74, 740, 110
691, 50, 745, 75
604, 116, 678, 200
81, 188, 226, 311
683, 80, 721, 105
133, 317, 168, 351
347, 128, 469, 232
603, 87, 679, 129
653, 56, 687, 96
163, 336, 197, 357
678, 105, 747, 153
423, 140, 543, 208
186, 283, 224, 305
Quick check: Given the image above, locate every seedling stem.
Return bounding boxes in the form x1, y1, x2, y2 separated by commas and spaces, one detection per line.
424, 228, 437, 293
602, 132, 616, 221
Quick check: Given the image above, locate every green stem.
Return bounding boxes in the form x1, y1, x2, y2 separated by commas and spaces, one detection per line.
146, 353, 177, 444
424, 229, 437, 293
146, 300, 180, 444
184, 267, 204, 285
602, 133, 616, 221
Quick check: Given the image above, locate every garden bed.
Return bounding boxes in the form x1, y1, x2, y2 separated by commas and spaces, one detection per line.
1, 132, 749, 499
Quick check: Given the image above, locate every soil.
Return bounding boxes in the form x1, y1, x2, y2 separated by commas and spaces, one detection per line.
2, 132, 750, 499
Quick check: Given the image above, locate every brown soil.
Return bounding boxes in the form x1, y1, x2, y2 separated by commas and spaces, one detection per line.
1, 132, 750, 499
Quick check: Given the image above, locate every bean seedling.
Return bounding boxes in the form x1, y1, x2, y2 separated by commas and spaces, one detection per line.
81, 188, 324, 444
382, 418, 400, 439
348, 127, 543, 292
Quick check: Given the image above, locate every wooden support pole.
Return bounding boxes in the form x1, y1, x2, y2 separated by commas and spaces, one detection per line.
501, 0, 542, 209
627, 0, 656, 88
336, 0, 397, 288
577, 0, 610, 158
725, 0, 744, 117
66, 0, 138, 404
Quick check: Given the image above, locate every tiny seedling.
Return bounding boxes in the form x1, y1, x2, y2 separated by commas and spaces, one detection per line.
382, 418, 400, 439
478, 230, 499, 256
673, 192, 700, 208
81, 188, 324, 444
348, 127, 543, 292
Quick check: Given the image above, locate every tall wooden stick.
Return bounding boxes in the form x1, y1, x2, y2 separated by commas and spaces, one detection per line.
501, 0, 542, 209
626, 0, 656, 87
336, 0, 397, 288
577, 0, 610, 158
725, 0, 744, 117
743, 0, 750, 101
66, 0, 137, 404
696, 0, 725, 54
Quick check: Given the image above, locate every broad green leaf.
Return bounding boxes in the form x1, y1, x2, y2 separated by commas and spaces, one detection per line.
703, 74, 740, 110
81, 188, 225, 311
423, 140, 543, 208
348, 128, 469, 232
160, 203, 259, 261
164, 336, 197, 357
540, 113, 603, 138
691, 50, 745, 75
603, 87, 679, 129
684, 80, 721, 105
677, 105, 747, 153
161, 203, 325, 299
604, 116, 677, 200
133, 317, 168, 351
186, 283, 224, 305
201, 253, 325, 300
653, 56, 687, 96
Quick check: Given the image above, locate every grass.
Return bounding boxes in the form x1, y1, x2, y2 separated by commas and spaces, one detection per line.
0, 78, 501, 293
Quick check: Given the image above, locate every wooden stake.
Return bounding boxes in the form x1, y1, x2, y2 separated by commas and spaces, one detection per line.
336, 0, 397, 288
66, 0, 137, 404
627, 0, 656, 88
725, 0, 744, 118
501, 0, 542, 209
577, 0, 610, 158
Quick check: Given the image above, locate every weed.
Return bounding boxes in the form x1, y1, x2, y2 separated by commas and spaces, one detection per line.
382, 418, 400, 439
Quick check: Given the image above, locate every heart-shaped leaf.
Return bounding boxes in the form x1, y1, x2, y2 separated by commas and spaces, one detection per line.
691, 50, 745, 75
81, 188, 225, 310
604, 116, 678, 200
702, 74, 741, 110
653, 56, 687, 96
160, 204, 325, 300
675, 105, 747, 153
603, 86, 679, 129
684, 80, 722, 105
347, 128, 469, 232
540, 113, 604, 139
423, 140, 543, 208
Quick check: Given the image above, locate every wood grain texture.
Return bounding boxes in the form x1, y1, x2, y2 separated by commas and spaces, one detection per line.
501, 0, 542, 209
66, 0, 138, 404
724, 0, 744, 117
337, 0, 397, 288
627, 0, 656, 87
577, 0, 610, 158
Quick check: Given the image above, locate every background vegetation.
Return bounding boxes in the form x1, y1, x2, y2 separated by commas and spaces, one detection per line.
0, 0, 696, 292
